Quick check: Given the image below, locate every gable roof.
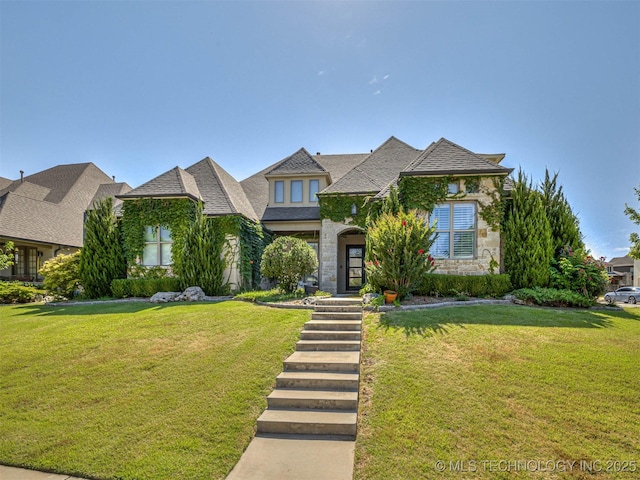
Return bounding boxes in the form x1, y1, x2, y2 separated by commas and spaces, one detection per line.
321, 136, 421, 195
401, 138, 513, 176
118, 166, 202, 201
265, 148, 328, 177
607, 256, 634, 267
0, 163, 127, 247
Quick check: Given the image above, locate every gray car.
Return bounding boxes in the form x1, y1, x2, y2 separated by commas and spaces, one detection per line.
604, 286, 640, 304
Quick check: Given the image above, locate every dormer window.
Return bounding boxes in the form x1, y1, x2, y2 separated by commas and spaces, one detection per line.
291, 180, 303, 203
274, 181, 284, 203
309, 179, 319, 202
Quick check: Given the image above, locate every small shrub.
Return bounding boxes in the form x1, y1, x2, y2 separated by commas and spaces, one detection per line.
235, 288, 306, 303
512, 287, 594, 308
39, 252, 81, 299
313, 290, 332, 297
0, 282, 40, 303
550, 247, 609, 299
418, 274, 511, 298
261, 237, 318, 294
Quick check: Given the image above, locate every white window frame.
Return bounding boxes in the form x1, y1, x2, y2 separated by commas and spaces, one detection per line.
430, 202, 476, 259
142, 225, 173, 266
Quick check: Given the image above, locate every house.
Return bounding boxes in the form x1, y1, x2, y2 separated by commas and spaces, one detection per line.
606, 256, 638, 288
243, 136, 512, 293
0, 163, 130, 281
121, 136, 512, 294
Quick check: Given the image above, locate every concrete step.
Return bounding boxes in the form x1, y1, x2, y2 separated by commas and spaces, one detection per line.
257, 409, 357, 437
267, 389, 358, 410
296, 340, 361, 352
315, 297, 362, 307
305, 320, 361, 331
312, 312, 362, 321
300, 330, 361, 341
284, 351, 360, 373
276, 371, 360, 390
314, 305, 363, 313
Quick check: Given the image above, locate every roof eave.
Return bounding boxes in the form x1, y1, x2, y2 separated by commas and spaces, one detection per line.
399, 168, 513, 177
116, 193, 201, 202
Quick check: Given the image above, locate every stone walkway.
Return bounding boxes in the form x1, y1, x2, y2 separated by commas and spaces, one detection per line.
226, 297, 362, 480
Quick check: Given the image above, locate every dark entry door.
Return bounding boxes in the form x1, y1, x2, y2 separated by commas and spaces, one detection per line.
346, 245, 365, 290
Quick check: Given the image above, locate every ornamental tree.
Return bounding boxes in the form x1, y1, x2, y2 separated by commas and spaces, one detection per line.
80, 197, 127, 298
0, 241, 14, 271
261, 236, 318, 293
40, 252, 81, 298
365, 209, 437, 298
503, 170, 553, 289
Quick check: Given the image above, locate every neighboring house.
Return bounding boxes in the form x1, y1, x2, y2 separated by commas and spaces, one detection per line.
606, 256, 637, 289
0, 163, 130, 281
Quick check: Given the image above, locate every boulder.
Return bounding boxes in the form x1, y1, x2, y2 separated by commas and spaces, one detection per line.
362, 293, 381, 304
150, 292, 181, 303
176, 286, 206, 302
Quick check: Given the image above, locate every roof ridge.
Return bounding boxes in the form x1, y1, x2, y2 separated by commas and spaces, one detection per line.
438, 137, 504, 169
403, 141, 437, 172
203, 157, 236, 213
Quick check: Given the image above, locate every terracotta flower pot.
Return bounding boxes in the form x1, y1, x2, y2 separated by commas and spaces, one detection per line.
383, 290, 398, 304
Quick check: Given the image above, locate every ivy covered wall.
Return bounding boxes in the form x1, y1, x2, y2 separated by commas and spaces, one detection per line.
120, 198, 271, 291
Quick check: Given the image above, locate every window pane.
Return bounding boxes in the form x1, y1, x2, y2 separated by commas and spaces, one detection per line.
160, 226, 172, 242
349, 248, 363, 258
453, 232, 474, 258
448, 182, 459, 194
143, 244, 159, 266
161, 243, 173, 265
275, 181, 284, 203
432, 232, 450, 258
453, 204, 475, 230
349, 276, 363, 287
144, 226, 157, 242
309, 179, 319, 202
431, 204, 450, 230
291, 180, 303, 202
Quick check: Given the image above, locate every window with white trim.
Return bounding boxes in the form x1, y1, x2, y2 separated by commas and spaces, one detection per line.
142, 226, 173, 266
430, 203, 476, 259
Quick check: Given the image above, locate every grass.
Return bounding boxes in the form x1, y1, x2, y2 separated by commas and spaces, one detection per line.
355, 305, 640, 479
0, 300, 309, 480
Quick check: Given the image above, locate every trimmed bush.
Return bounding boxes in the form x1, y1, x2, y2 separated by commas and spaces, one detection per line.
111, 278, 182, 298
0, 282, 41, 303
418, 273, 511, 298
512, 287, 594, 308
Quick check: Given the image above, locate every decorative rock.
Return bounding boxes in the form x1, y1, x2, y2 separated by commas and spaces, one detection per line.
176, 286, 206, 302
362, 293, 380, 304
150, 292, 181, 303
303, 296, 317, 305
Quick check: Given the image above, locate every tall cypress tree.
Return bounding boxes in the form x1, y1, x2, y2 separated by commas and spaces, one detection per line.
503, 170, 553, 289
540, 169, 584, 258
80, 197, 127, 298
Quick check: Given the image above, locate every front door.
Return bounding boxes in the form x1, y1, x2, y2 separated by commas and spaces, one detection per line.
346, 245, 365, 291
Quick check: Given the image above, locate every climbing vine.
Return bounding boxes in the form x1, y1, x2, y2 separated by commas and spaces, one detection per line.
398, 175, 507, 230
120, 198, 197, 267
119, 198, 270, 291
318, 194, 375, 228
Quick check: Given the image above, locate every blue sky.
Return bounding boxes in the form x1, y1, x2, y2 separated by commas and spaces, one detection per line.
1, 1, 638, 261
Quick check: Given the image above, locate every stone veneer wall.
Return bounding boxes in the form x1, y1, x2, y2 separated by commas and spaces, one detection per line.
319, 218, 347, 294
318, 178, 504, 290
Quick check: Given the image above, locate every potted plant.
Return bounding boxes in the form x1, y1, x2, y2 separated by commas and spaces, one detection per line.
383, 290, 398, 304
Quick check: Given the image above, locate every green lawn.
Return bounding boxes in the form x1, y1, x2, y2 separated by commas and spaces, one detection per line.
355, 305, 640, 480
0, 301, 309, 480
